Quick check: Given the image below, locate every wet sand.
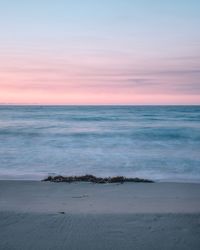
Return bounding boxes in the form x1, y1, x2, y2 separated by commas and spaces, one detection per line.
0, 181, 200, 249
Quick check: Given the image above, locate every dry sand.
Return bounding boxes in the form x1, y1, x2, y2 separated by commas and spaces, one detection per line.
0, 181, 200, 249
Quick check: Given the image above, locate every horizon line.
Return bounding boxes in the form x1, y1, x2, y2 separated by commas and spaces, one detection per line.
0, 104, 200, 106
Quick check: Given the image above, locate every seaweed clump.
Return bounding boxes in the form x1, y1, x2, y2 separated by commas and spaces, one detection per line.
43, 175, 154, 184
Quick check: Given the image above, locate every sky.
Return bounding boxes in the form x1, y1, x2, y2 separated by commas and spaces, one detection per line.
0, 0, 200, 105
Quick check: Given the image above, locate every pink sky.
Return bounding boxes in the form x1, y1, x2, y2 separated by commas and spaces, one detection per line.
0, 52, 199, 105
0, 1, 200, 105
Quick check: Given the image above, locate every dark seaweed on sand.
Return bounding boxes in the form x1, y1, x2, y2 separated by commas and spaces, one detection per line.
43, 175, 154, 183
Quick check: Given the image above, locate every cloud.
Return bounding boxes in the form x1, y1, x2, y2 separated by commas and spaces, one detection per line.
0, 49, 200, 97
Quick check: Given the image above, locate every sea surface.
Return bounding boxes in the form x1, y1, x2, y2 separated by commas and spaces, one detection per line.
0, 105, 199, 182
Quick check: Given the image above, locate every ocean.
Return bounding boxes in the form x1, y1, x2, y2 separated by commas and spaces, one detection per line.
0, 105, 199, 182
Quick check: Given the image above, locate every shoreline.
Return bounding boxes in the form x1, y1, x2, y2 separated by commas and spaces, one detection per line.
1, 179, 200, 184
0, 174, 200, 184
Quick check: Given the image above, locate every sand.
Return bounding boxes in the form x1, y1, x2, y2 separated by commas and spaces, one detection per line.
0, 181, 200, 249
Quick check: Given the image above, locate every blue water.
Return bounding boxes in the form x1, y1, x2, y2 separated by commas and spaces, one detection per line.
0, 106, 200, 182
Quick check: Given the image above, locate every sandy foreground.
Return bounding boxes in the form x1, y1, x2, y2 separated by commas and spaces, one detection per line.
0, 181, 200, 250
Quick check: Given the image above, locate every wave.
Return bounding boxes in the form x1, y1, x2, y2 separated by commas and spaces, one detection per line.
0, 106, 200, 181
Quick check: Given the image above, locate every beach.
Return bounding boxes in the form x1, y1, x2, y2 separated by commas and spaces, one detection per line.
1, 0, 200, 248
0, 181, 200, 250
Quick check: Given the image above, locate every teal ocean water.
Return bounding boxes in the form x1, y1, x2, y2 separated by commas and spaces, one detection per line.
0, 106, 199, 182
